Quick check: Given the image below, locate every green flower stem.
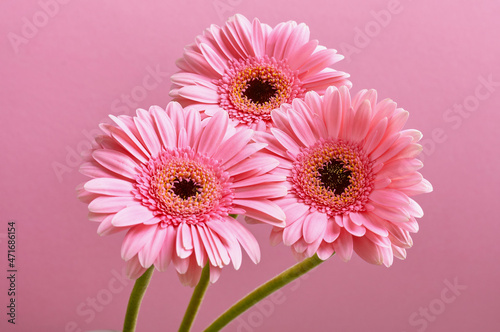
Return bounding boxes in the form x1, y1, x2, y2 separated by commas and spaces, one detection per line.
179, 264, 211, 332
204, 253, 328, 332
123, 266, 155, 332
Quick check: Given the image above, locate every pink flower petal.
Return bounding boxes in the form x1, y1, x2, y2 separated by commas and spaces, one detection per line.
406, 198, 424, 218
360, 213, 389, 237
283, 200, 310, 225
334, 230, 353, 262
369, 189, 410, 207
92, 150, 138, 179
324, 219, 341, 243
89, 196, 138, 213
353, 236, 383, 265
287, 40, 318, 70
270, 128, 301, 157
344, 215, 367, 237
172, 254, 190, 274
183, 49, 220, 77
126, 256, 147, 279
364, 231, 391, 248
267, 21, 295, 59
231, 173, 286, 188
109, 115, 150, 159
97, 215, 123, 236
189, 225, 207, 267
401, 129, 423, 142
79, 162, 118, 179
292, 238, 308, 254
196, 225, 219, 267
282, 23, 310, 60
393, 143, 423, 160
111, 205, 155, 227
234, 184, 288, 199
272, 108, 300, 140
227, 14, 255, 57
207, 227, 231, 266
212, 128, 253, 163
251, 17, 266, 56
287, 108, 317, 147
371, 205, 410, 223
302, 69, 351, 93
220, 143, 267, 169
377, 136, 413, 164
392, 245, 407, 260
386, 109, 409, 137
270, 228, 283, 246
322, 86, 343, 139
283, 218, 304, 246
225, 218, 261, 264
209, 265, 222, 284
334, 215, 344, 227
171, 72, 217, 88
176, 224, 194, 259
369, 132, 400, 161
377, 159, 423, 179
302, 211, 327, 244
165, 102, 185, 133
177, 258, 203, 287
299, 49, 340, 78
317, 242, 335, 260
181, 222, 194, 250
364, 117, 388, 154
207, 219, 242, 269
350, 100, 372, 142
155, 226, 176, 271
199, 43, 227, 75
197, 111, 229, 156
227, 156, 279, 178
208, 24, 238, 60
400, 178, 433, 196
138, 226, 167, 268
84, 178, 134, 196
151, 106, 177, 148
388, 172, 424, 189
233, 199, 285, 227
178, 85, 219, 104
305, 235, 324, 258
134, 116, 161, 158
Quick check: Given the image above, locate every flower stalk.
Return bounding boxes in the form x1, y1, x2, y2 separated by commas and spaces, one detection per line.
204, 253, 329, 332
123, 266, 155, 332
179, 264, 211, 332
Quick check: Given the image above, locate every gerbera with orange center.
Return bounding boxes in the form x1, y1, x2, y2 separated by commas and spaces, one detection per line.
256, 86, 432, 265
77, 103, 287, 286
170, 14, 351, 130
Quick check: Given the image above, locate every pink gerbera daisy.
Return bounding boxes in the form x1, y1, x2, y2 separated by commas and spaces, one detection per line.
77, 103, 286, 286
170, 14, 351, 130
257, 86, 432, 266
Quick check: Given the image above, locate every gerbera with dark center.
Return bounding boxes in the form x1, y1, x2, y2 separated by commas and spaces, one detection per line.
255, 86, 432, 266
170, 14, 351, 130
77, 103, 287, 286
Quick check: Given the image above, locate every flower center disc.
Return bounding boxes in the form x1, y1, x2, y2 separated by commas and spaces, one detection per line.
134, 148, 234, 225
171, 178, 201, 199
217, 56, 303, 126
291, 139, 374, 216
242, 79, 278, 104
317, 159, 353, 195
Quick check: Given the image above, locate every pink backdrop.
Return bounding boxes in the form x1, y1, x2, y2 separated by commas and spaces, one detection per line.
1, 0, 499, 331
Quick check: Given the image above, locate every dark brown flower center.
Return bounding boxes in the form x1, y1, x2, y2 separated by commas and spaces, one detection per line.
172, 178, 201, 199
318, 159, 352, 195
243, 79, 277, 104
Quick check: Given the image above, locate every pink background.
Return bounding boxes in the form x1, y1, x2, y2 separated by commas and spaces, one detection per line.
1, 0, 499, 331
